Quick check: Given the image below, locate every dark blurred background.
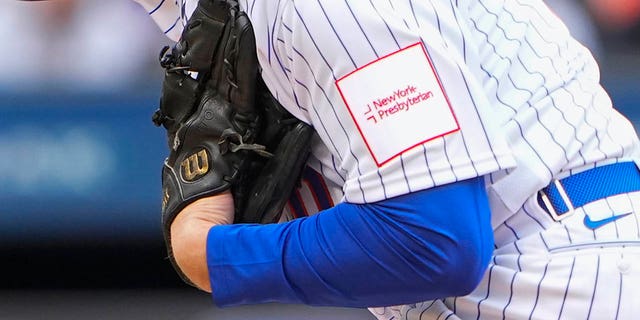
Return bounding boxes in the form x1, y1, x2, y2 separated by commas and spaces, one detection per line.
0, 0, 638, 319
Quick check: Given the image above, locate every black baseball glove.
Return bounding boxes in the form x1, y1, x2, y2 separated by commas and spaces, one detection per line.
152, 0, 313, 285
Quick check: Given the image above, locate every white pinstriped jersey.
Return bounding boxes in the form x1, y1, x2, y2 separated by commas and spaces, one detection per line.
135, 0, 640, 319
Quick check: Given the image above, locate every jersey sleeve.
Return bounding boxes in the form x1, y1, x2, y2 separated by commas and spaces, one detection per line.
132, 0, 194, 41
250, 1, 516, 204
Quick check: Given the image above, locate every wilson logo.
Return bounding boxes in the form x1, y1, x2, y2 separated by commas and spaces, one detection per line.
181, 149, 209, 181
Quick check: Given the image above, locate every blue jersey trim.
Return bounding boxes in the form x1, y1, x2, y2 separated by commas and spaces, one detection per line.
207, 177, 492, 307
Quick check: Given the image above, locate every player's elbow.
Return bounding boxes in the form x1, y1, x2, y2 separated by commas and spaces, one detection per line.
434, 236, 492, 297
402, 224, 491, 300
401, 177, 494, 298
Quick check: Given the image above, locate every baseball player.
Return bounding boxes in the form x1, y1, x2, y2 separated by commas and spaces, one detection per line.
134, 0, 640, 319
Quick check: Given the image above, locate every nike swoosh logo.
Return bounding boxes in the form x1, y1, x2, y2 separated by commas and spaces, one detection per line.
583, 213, 633, 230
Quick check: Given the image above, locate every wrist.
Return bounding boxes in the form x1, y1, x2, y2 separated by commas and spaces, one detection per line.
170, 191, 234, 291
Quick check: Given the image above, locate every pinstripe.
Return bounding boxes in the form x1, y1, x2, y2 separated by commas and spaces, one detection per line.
440, 112, 468, 181
601, 101, 627, 157
408, 0, 419, 30
421, 16, 497, 181
289, 8, 406, 202
264, 2, 274, 64
391, 1, 412, 29
586, 255, 600, 319
163, 17, 179, 34
501, 270, 517, 320
503, 220, 521, 240
491, 221, 524, 313
508, 29, 589, 164
466, 16, 554, 178
466, 9, 521, 117
276, 38, 291, 72
452, 295, 458, 315
313, 2, 385, 201
343, 0, 379, 58
604, 100, 628, 157
521, 202, 546, 230
289, 78, 309, 112
367, 0, 400, 50
512, 0, 556, 27
528, 260, 550, 320
556, 257, 576, 320
288, 43, 342, 142
604, 197, 623, 238
399, 154, 413, 193
421, 145, 436, 189
248, 0, 256, 15
376, 169, 389, 199
424, 1, 466, 182
513, 241, 523, 271
615, 254, 623, 320
179, 0, 186, 22
281, 22, 293, 33
552, 89, 589, 166
434, 141, 457, 185
404, 304, 411, 319
269, 0, 289, 81
573, 80, 609, 159
316, 0, 357, 69
475, 261, 495, 320
538, 232, 551, 251
563, 224, 574, 244
330, 154, 347, 183
403, 33, 450, 185
148, 0, 165, 14
549, 90, 590, 165
289, 43, 368, 202
287, 76, 308, 112
418, 301, 437, 319
513, 39, 591, 154
426, 0, 441, 33
489, 0, 610, 168
293, 4, 337, 81
449, 1, 502, 169
476, 0, 581, 165
511, 1, 627, 159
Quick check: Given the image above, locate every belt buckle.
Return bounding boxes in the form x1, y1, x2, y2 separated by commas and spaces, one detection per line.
539, 179, 575, 221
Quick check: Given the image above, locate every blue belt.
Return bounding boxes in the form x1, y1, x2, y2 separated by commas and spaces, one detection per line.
538, 161, 640, 221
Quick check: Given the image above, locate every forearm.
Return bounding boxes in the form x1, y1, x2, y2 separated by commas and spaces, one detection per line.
207, 177, 493, 307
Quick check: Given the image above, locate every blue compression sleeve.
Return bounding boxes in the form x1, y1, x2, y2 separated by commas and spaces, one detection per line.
207, 177, 492, 308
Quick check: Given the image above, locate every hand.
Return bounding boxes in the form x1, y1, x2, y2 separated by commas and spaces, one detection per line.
170, 190, 234, 292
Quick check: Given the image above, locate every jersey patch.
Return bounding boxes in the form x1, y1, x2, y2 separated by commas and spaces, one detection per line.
336, 42, 459, 167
